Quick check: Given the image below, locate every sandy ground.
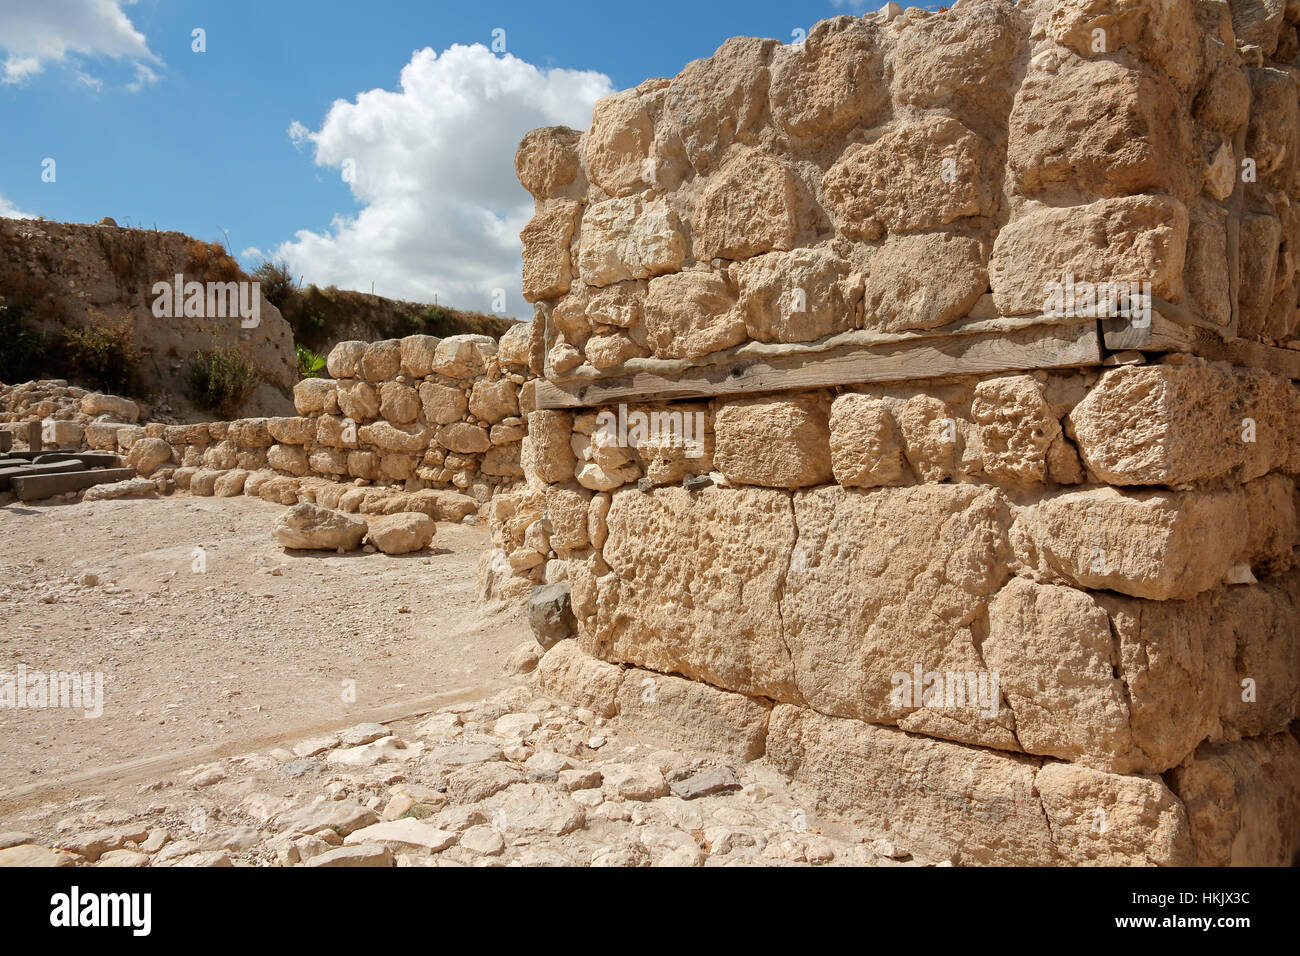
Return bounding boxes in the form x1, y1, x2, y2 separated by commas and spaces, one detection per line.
0, 493, 529, 813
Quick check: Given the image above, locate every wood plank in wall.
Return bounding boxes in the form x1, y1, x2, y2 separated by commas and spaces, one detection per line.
1103, 311, 1300, 379
534, 319, 1102, 409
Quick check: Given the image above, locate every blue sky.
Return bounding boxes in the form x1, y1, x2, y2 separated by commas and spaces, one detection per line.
0, 0, 891, 316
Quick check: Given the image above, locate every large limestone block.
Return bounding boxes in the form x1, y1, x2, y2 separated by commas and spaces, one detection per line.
1010, 486, 1249, 600
734, 246, 862, 343
1228, 0, 1288, 56
861, 233, 987, 332
399, 334, 441, 378
521, 201, 579, 303
1067, 365, 1288, 486
535, 640, 623, 718
80, 392, 139, 422
268, 444, 309, 476
1100, 589, 1235, 765
358, 421, 429, 454
822, 116, 994, 239
614, 666, 771, 761
985, 578, 1134, 769
584, 90, 653, 198
713, 392, 832, 488
828, 393, 907, 488
1168, 733, 1300, 866
1047, 0, 1205, 94
660, 36, 776, 175
468, 379, 519, 424
227, 418, 273, 448
267, 416, 314, 445
768, 704, 1193, 866
577, 196, 686, 288
293, 377, 337, 415
378, 382, 419, 424
894, 394, 962, 482
1246, 66, 1299, 192
1216, 571, 1300, 739
1184, 206, 1232, 328
544, 484, 591, 555
336, 381, 380, 422
515, 126, 581, 200
986, 577, 1255, 774
643, 271, 744, 359
436, 423, 490, 454
766, 705, 1054, 865
1007, 57, 1193, 199
595, 486, 798, 701
274, 502, 366, 551
366, 512, 435, 555
126, 437, 172, 477
970, 375, 1060, 484
1034, 762, 1194, 866
890, 0, 1024, 131
768, 16, 885, 140
989, 196, 1188, 315
1239, 212, 1283, 339
692, 148, 804, 261
785, 485, 1015, 748
360, 340, 401, 382
418, 383, 468, 425
496, 321, 532, 367
326, 341, 367, 379
432, 335, 493, 379
525, 411, 577, 484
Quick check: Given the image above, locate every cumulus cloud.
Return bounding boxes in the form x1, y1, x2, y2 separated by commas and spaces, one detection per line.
0, 195, 36, 219
0, 0, 160, 88
267, 44, 613, 318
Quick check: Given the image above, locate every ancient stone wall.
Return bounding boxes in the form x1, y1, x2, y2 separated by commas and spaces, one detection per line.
502, 0, 1300, 866
1, 325, 536, 515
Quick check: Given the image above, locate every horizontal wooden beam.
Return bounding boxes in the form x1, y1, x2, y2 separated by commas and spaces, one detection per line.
535, 319, 1102, 409
1103, 310, 1300, 379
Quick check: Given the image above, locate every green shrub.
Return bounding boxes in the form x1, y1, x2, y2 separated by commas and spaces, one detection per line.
0, 297, 54, 383
188, 346, 261, 418
252, 261, 296, 310
63, 320, 139, 394
296, 344, 326, 379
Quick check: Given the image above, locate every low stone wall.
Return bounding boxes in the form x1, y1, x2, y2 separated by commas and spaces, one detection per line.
3, 327, 537, 514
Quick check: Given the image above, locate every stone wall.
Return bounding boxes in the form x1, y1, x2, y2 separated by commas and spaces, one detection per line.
516, 0, 1300, 395
2, 326, 536, 516
502, 0, 1300, 866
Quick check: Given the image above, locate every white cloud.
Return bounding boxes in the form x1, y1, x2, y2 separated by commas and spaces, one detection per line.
0, 195, 36, 219
0, 0, 160, 87
267, 44, 613, 318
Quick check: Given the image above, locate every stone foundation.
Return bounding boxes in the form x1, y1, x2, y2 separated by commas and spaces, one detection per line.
502, 0, 1300, 866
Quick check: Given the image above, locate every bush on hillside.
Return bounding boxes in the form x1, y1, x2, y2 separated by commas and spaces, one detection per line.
188, 345, 260, 418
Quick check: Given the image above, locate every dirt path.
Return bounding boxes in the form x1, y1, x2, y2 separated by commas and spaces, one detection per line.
0, 494, 529, 812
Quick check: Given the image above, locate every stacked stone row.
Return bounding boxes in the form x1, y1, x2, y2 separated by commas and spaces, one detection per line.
497, 358, 1300, 865
514, 0, 1299, 392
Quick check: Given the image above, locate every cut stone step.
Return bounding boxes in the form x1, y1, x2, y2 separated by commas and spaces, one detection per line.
0, 460, 87, 492
11, 467, 137, 501
33, 452, 120, 468
1, 448, 81, 461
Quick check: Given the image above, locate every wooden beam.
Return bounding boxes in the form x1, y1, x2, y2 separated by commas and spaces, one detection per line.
534, 319, 1101, 409
1102, 310, 1300, 379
